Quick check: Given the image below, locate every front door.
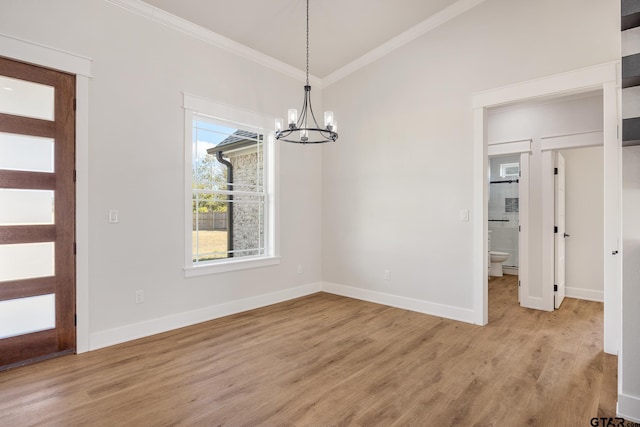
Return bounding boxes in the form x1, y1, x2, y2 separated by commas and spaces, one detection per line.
0, 57, 76, 369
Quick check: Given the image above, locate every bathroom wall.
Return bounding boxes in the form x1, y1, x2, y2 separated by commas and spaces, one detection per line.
489, 154, 520, 268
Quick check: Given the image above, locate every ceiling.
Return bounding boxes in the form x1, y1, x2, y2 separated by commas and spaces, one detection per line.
140, 0, 463, 78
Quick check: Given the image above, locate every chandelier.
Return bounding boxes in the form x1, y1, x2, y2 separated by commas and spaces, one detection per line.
275, 0, 338, 144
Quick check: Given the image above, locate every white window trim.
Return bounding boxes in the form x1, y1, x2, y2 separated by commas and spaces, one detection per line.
183, 93, 280, 276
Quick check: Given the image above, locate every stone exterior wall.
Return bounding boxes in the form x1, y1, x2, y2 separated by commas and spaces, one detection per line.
229, 148, 263, 257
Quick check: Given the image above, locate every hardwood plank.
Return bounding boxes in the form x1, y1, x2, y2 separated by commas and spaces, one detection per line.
0, 276, 617, 426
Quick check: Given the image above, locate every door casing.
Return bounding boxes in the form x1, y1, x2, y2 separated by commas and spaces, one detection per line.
0, 34, 92, 354
472, 62, 620, 355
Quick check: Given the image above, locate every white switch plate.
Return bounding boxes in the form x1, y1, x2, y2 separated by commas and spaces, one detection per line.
109, 209, 119, 223
135, 290, 144, 304
384, 269, 391, 281
460, 209, 469, 222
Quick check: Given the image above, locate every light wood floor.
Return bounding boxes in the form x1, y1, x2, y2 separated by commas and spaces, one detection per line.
0, 275, 617, 426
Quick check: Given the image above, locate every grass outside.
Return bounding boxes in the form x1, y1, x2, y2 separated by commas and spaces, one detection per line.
193, 230, 228, 261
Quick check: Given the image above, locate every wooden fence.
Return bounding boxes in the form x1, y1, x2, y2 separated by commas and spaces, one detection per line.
193, 212, 227, 231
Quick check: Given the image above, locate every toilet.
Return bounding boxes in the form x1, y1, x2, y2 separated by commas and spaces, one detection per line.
489, 251, 509, 277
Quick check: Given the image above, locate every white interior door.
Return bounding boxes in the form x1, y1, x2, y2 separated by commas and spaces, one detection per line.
554, 153, 566, 309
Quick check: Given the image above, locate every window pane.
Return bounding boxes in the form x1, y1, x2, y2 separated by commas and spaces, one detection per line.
0, 189, 54, 225
229, 141, 263, 192
192, 121, 237, 190
193, 200, 229, 262
0, 242, 54, 282
191, 115, 267, 265
230, 197, 265, 258
0, 76, 54, 121
0, 294, 55, 339
0, 132, 54, 173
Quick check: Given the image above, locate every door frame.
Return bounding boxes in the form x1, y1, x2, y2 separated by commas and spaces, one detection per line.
0, 34, 92, 353
552, 151, 566, 309
472, 61, 621, 355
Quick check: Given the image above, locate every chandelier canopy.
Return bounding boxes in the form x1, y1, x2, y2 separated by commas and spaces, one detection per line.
275, 0, 338, 144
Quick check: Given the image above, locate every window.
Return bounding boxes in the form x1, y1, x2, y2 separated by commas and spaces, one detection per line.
499, 162, 519, 178
184, 94, 278, 276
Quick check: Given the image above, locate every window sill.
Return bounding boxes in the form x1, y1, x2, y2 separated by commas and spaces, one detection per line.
184, 256, 281, 277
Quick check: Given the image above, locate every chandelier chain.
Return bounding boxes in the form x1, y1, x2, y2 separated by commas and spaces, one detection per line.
306, 0, 309, 85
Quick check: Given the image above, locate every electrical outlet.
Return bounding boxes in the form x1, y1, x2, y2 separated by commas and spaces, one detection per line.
384, 269, 391, 281
297, 265, 303, 274
135, 290, 144, 304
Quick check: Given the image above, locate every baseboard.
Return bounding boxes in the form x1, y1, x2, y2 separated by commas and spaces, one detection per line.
565, 287, 604, 302
89, 282, 323, 350
502, 266, 518, 276
90, 281, 485, 350
618, 392, 640, 422
321, 282, 477, 324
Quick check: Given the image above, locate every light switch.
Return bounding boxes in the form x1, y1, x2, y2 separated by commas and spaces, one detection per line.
460, 209, 469, 222
109, 209, 119, 223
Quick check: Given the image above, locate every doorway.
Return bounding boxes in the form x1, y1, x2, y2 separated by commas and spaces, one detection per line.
472, 62, 620, 354
488, 154, 521, 303
0, 56, 76, 369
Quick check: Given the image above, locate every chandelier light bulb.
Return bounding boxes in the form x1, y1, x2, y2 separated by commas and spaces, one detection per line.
324, 111, 334, 128
275, 118, 284, 132
288, 109, 298, 126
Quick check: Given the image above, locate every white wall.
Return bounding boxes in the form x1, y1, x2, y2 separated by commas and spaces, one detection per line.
322, 0, 618, 319
487, 94, 604, 305
0, 0, 323, 348
621, 146, 640, 420
561, 146, 604, 301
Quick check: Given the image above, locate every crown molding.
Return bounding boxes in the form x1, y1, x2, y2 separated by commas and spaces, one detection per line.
104, 0, 322, 87
322, 0, 487, 87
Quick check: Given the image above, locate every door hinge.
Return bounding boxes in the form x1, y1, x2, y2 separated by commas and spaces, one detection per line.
554, 167, 558, 175
73, 170, 77, 182
73, 242, 77, 255
74, 314, 77, 327
518, 280, 521, 287
554, 284, 558, 292
554, 226, 558, 233
73, 98, 77, 111
518, 225, 521, 232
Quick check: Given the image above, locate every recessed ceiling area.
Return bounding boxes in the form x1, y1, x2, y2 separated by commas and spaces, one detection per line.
140, 0, 463, 78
